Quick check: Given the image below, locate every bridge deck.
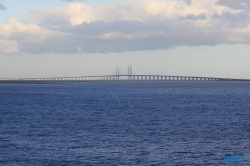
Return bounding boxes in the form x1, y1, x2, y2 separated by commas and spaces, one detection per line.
1, 75, 250, 82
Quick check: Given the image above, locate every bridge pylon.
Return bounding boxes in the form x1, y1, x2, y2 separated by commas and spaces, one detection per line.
128, 65, 132, 80
116, 66, 120, 80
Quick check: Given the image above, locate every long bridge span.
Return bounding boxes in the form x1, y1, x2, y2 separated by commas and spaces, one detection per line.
1, 74, 250, 82
1, 66, 250, 82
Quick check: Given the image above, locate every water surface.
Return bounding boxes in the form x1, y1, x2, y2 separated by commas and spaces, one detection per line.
0, 81, 250, 165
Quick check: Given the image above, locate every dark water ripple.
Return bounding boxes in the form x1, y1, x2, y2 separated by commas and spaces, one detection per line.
0, 82, 250, 165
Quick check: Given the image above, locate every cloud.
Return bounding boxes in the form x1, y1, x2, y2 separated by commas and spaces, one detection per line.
1, 0, 250, 54
0, 40, 19, 54
217, 0, 250, 10
182, 13, 207, 20
182, 0, 193, 5
62, 0, 84, 1
0, 4, 6, 10
30, 0, 219, 26
0, 18, 67, 54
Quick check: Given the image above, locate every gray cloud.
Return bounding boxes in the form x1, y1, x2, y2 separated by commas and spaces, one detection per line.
217, 0, 250, 9
181, 13, 207, 20
0, 4, 6, 10
213, 11, 250, 21
182, 0, 193, 5
5, 19, 249, 54
212, 10, 250, 28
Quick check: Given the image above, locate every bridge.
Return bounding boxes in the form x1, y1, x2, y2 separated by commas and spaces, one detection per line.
4, 75, 248, 82
1, 66, 250, 82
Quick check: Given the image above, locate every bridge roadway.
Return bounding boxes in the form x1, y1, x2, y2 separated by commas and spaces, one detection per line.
1, 75, 250, 82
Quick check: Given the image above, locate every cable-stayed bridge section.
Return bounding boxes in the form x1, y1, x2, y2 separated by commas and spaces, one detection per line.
1, 74, 250, 82
1, 66, 250, 82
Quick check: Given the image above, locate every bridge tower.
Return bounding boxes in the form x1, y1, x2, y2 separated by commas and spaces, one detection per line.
116, 66, 120, 80
128, 65, 132, 80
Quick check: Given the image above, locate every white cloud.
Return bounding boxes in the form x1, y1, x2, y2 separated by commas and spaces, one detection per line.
25, 0, 224, 31
0, 0, 250, 54
0, 40, 19, 54
29, 0, 226, 26
0, 18, 68, 54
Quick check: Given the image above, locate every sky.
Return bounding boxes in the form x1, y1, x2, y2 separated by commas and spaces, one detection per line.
0, 0, 250, 79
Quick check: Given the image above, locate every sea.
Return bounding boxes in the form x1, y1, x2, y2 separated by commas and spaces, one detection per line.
0, 81, 250, 166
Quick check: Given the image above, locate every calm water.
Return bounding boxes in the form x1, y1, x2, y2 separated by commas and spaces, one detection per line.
0, 81, 250, 165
